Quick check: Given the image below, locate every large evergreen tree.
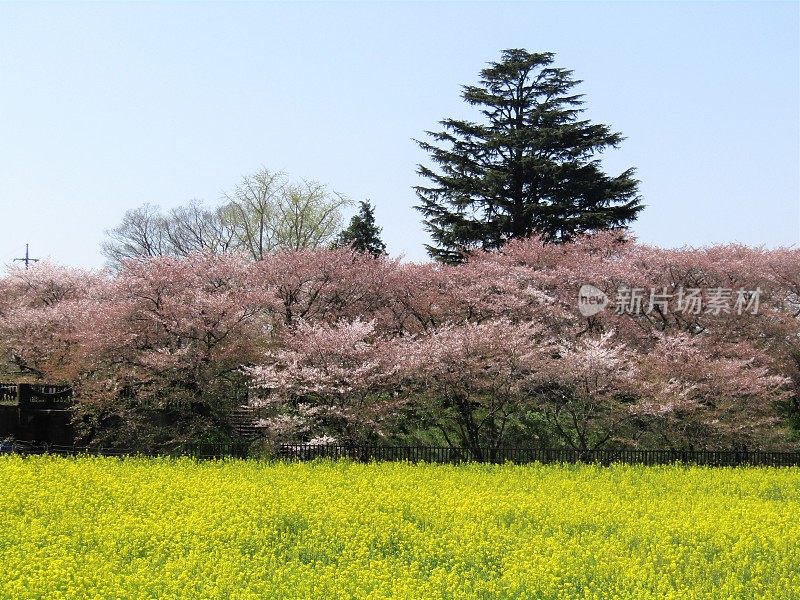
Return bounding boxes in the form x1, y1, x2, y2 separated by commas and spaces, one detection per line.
415, 49, 643, 263
334, 200, 386, 257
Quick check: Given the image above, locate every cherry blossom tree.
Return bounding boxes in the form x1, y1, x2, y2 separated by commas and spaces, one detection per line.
635, 334, 792, 450
396, 319, 552, 456
525, 332, 642, 455
1, 232, 798, 451
0, 263, 106, 381
247, 319, 408, 444
71, 253, 269, 449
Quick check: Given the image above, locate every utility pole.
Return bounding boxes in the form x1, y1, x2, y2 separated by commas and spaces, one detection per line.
13, 244, 39, 269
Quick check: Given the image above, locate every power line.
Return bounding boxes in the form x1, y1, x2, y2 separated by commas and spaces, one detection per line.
13, 244, 39, 269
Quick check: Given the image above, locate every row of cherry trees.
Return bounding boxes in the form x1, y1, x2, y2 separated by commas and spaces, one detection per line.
1, 233, 798, 452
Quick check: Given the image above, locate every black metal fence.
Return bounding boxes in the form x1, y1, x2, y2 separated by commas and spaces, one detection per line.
3, 442, 800, 466
276, 444, 800, 467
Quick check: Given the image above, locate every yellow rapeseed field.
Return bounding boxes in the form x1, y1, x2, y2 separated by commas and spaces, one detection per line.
0, 456, 798, 599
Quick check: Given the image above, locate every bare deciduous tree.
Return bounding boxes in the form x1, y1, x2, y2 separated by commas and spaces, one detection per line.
102, 168, 351, 267
101, 204, 170, 266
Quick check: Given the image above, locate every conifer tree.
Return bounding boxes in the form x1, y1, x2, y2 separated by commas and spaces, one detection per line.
415, 49, 643, 263
335, 200, 386, 257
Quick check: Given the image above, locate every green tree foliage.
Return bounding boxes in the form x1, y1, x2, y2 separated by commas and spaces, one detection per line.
334, 200, 386, 257
415, 49, 643, 263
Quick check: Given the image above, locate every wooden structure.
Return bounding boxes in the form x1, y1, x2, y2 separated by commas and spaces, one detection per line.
0, 383, 74, 445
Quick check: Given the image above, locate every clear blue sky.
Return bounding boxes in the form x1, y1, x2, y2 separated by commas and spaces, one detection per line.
1, 1, 798, 269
